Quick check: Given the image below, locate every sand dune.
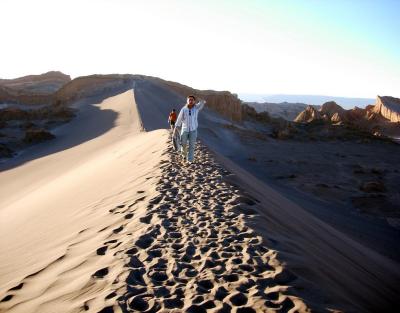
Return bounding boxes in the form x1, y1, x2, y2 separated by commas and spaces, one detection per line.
1, 84, 399, 312
118, 144, 313, 312
1, 87, 307, 312
211, 151, 400, 312
0, 90, 169, 312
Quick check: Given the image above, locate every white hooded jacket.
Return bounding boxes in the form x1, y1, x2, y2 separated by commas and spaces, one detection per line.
175, 100, 205, 132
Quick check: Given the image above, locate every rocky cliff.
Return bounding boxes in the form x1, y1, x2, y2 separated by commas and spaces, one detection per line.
0, 71, 70, 93
151, 78, 243, 122
320, 101, 346, 122
0, 85, 54, 105
295, 97, 400, 125
293, 97, 400, 139
372, 96, 400, 123
0, 71, 71, 105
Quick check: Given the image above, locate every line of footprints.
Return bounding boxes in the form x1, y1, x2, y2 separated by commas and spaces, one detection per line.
101, 143, 305, 313
0, 142, 306, 313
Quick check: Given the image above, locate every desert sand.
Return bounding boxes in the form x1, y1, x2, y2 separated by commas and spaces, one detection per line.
0, 90, 167, 312
1, 85, 399, 313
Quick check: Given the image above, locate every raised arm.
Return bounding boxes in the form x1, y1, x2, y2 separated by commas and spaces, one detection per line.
196, 99, 206, 111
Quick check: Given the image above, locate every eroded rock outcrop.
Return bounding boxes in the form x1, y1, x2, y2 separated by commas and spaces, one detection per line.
0, 105, 74, 122
293, 97, 400, 140
320, 101, 347, 123
372, 96, 400, 123
0, 71, 71, 105
295, 97, 400, 126
202, 91, 243, 121
241, 104, 272, 123
0, 71, 70, 93
294, 101, 346, 123
331, 112, 344, 123
294, 105, 321, 123
0, 85, 55, 105
320, 101, 345, 118
346, 106, 367, 121
153, 78, 243, 121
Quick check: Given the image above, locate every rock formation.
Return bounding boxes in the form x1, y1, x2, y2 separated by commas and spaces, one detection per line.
331, 112, 344, 123
293, 97, 400, 140
320, 101, 345, 117
295, 97, 400, 125
372, 96, 400, 123
0, 105, 74, 122
152, 78, 243, 122
0, 71, 71, 105
294, 105, 321, 123
0, 85, 55, 105
346, 106, 367, 121
241, 104, 271, 123
320, 101, 347, 123
0, 71, 70, 93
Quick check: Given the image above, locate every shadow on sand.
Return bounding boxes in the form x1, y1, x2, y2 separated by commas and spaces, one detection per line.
0, 87, 134, 172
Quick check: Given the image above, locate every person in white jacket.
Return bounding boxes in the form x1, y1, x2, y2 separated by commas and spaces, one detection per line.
173, 95, 206, 163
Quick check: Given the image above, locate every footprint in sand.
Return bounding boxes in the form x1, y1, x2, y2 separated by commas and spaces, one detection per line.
112, 225, 124, 233
135, 234, 155, 249
97, 246, 108, 255
139, 213, 153, 224
92, 267, 109, 278
128, 196, 146, 208
109, 204, 125, 213
0, 295, 13, 302
124, 213, 134, 219
98, 306, 114, 313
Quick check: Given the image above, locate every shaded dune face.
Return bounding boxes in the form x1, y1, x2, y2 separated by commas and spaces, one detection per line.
133, 79, 186, 131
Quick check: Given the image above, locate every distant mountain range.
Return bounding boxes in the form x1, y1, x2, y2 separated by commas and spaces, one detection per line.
238, 94, 375, 110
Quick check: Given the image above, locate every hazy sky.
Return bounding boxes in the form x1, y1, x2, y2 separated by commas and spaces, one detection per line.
1, 0, 399, 98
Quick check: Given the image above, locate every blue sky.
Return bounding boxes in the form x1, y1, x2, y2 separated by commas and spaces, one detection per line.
268, 0, 400, 66
0, 0, 399, 98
